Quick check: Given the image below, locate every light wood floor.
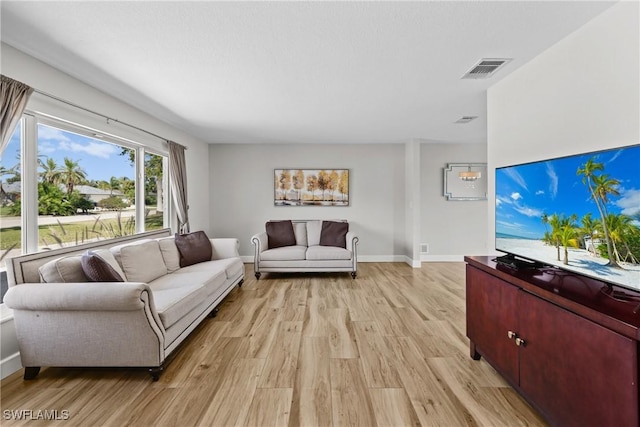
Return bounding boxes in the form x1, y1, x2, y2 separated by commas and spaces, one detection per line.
0, 262, 547, 427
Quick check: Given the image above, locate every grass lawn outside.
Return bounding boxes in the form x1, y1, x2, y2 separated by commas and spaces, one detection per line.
1, 213, 164, 250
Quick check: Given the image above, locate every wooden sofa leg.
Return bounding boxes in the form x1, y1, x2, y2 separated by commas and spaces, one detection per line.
351, 272, 357, 279
238, 279, 244, 288
149, 366, 163, 381
209, 307, 219, 318
255, 272, 261, 280
23, 367, 40, 380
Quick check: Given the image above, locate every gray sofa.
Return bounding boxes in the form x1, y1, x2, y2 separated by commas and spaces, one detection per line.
251, 220, 358, 279
4, 229, 244, 380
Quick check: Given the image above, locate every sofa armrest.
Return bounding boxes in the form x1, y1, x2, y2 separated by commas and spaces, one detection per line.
346, 231, 359, 253
251, 232, 268, 254
4, 282, 151, 312
210, 238, 240, 260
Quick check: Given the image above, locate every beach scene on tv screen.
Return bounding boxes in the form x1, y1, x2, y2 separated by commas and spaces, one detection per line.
496, 144, 640, 291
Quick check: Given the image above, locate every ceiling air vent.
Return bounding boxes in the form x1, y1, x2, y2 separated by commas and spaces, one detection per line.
454, 116, 478, 124
462, 58, 512, 79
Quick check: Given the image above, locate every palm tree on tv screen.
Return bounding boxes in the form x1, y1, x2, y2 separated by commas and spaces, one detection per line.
577, 158, 620, 268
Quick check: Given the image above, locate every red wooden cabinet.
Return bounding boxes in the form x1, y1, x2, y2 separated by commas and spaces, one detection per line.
465, 256, 639, 427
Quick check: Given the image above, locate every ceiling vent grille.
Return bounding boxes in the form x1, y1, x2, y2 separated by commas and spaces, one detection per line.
454, 116, 478, 124
462, 58, 512, 79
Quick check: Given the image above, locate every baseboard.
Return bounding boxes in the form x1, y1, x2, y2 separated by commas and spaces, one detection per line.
1, 352, 22, 380
420, 254, 464, 262
242, 255, 410, 264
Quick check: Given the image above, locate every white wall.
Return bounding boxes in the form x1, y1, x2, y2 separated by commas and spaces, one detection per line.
487, 2, 639, 247
0, 44, 213, 379
209, 143, 407, 261
420, 142, 488, 261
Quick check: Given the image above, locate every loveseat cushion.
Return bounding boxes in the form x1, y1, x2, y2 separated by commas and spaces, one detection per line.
293, 222, 308, 246
261, 245, 307, 261
116, 240, 168, 283
175, 231, 212, 267
306, 220, 322, 246
266, 220, 296, 249
319, 221, 348, 248
38, 255, 89, 283
306, 245, 352, 260
81, 250, 125, 282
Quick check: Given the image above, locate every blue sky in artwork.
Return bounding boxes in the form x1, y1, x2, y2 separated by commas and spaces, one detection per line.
1, 124, 135, 182
496, 145, 640, 239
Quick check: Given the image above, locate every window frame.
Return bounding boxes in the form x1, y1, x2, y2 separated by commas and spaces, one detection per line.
0, 111, 172, 308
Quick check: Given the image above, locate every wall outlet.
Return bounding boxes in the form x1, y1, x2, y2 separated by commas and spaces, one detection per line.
420, 243, 429, 253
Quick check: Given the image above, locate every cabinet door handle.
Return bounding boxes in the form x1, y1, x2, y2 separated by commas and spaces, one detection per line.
515, 337, 526, 347
507, 331, 517, 340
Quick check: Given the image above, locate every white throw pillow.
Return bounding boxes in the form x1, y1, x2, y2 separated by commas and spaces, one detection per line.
38, 255, 88, 283
306, 220, 322, 246
157, 237, 181, 273
118, 240, 168, 283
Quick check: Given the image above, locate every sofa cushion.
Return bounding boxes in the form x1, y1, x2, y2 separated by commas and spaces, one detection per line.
81, 250, 125, 282
306, 220, 323, 246
110, 239, 153, 269
175, 231, 213, 267
306, 245, 352, 260
118, 240, 168, 283
157, 237, 181, 273
293, 222, 308, 246
150, 283, 209, 328
177, 258, 245, 281
261, 245, 307, 261
320, 221, 349, 248
266, 220, 296, 249
150, 267, 227, 297
38, 255, 89, 283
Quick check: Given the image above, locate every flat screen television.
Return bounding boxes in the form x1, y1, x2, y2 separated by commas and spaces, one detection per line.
495, 144, 640, 293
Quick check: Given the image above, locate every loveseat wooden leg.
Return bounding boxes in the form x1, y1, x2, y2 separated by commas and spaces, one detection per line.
23, 367, 40, 380
351, 272, 357, 279
238, 279, 244, 288
209, 307, 219, 318
149, 366, 163, 381
255, 272, 261, 280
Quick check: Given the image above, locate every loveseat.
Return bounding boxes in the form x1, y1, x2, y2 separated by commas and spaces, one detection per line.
251, 219, 358, 279
4, 228, 244, 381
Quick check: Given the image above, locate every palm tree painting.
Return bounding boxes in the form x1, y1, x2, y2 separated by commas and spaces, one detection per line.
274, 169, 349, 206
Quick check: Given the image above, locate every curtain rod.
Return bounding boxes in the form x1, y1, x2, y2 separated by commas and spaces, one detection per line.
33, 88, 178, 146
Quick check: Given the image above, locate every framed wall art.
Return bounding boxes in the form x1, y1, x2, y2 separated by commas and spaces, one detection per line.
274, 169, 349, 206
443, 163, 487, 201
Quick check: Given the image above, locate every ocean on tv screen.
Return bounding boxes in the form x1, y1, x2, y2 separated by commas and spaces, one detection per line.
495, 144, 640, 291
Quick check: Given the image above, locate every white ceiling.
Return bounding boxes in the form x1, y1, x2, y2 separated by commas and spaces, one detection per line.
1, 1, 615, 145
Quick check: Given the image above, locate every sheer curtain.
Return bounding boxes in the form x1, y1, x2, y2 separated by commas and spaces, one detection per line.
1, 75, 33, 153
168, 141, 190, 234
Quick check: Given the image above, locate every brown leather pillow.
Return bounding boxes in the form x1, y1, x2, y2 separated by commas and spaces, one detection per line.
319, 221, 348, 248
175, 231, 213, 267
81, 250, 125, 282
266, 220, 296, 249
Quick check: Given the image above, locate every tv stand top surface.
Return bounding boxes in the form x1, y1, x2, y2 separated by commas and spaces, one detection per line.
465, 255, 640, 340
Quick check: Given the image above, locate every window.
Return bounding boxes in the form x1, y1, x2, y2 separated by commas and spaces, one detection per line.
37, 123, 138, 247
0, 114, 170, 303
1, 123, 23, 303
